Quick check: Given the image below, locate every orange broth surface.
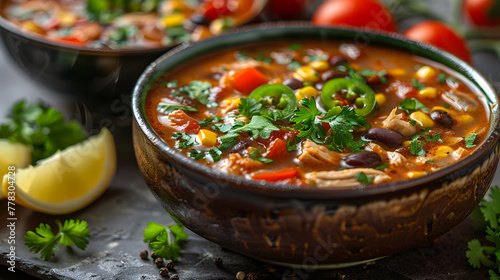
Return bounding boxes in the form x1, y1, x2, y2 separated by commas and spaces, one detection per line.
145, 41, 489, 187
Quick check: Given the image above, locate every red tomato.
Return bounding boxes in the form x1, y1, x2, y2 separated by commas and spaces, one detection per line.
200, 0, 232, 21
251, 168, 299, 182
230, 67, 268, 94
463, 0, 500, 26
403, 21, 471, 63
168, 110, 201, 134
264, 138, 288, 159
312, 0, 397, 32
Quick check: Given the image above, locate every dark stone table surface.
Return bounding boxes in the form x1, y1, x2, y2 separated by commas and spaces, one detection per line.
1, 4, 500, 279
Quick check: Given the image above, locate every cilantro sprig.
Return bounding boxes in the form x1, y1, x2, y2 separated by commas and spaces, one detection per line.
0, 101, 87, 164
467, 186, 500, 278
143, 222, 188, 261
177, 81, 218, 108
399, 98, 430, 115
24, 219, 90, 260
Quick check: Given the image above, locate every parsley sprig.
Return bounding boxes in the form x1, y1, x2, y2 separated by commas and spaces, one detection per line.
0, 101, 87, 164
467, 186, 500, 278
143, 222, 188, 261
24, 219, 90, 260
177, 81, 218, 108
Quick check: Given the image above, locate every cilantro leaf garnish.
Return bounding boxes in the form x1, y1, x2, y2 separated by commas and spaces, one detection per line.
424, 132, 443, 142
198, 117, 223, 127
24, 220, 89, 260
291, 97, 327, 144
287, 61, 301, 70
157, 102, 198, 114
231, 116, 280, 139
286, 139, 298, 152
375, 164, 390, 170
399, 98, 430, 115
465, 133, 477, 148
159, 80, 178, 88
358, 69, 388, 85
355, 172, 374, 184
172, 132, 198, 149
238, 98, 262, 118
309, 55, 328, 61
412, 78, 426, 90
288, 43, 302, 51
322, 106, 370, 152
438, 73, 458, 85
1, 101, 87, 164
143, 222, 187, 261
178, 81, 218, 107
410, 127, 431, 140
410, 138, 426, 156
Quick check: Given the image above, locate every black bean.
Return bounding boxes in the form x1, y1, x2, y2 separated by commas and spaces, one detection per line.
430, 110, 454, 127
364, 128, 404, 147
283, 78, 303, 90
190, 14, 210, 26
329, 55, 348, 66
342, 151, 382, 168
321, 71, 348, 82
226, 139, 250, 154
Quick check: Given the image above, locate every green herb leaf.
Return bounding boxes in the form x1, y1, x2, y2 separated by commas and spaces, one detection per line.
238, 98, 263, 118
288, 43, 302, 51
157, 102, 198, 114
309, 55, 328, 61
465, 133, 477, 148
286, 139, 298, 152
399, 98, 430, 115
358, 69, 388, 85
172, 132, 198, 149
424, 132, 442, 142
25, 220, 89, 261
231, 116, 280, 139
375, 164, 389, 170
466, 239, 496, 268
287, 61, 301, 71
412, 78, 426, 90
410, 139, 426, 157
355, 172, 374, 184
143, 222, 187, 261
443, 104, 451, 109
178, 81, 217, 107
438, 73, 447, 83
198, 117, 223, 127
1, 101, 87, 164
188, 149, 206, 160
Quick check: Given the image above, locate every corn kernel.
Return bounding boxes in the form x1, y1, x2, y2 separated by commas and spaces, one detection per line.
403, 140, 412, 146
407, 171, 427, 179
415, 66, 437, 80
209, 18, 235, 34
431, 106, 457, 116
197, 129, 218, 147
388, 68, 407, 77
21, 21, 44, 35
222, 98, 241, 107
375, 93, 386, 106
435, 146, 453, 158
458, 114, 474, 125
293, 66, 319, 83
308, 60, 329, 71
409, 111, 435, 127
162, 13, 185, 28
58, 11, 78, 27
164, 0, 190, 13
418, 87, 437, 99
295, 86, 319, 101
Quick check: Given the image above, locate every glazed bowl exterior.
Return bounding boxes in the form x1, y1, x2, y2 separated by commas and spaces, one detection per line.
132, 24, 500, 267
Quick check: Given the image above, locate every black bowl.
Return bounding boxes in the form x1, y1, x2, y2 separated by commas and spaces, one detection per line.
132, 23, 500, 268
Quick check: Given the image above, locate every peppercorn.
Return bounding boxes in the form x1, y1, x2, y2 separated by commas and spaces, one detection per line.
151, 252, 158, 259
166, 261, 175, 270
246, 272, 257, 280
139, 250, 148, 260
170, 274, 179, 280
214, 257, 223, 267
154, 257, 164, 268
159, 267, 169, 277
236, 271, 245, 280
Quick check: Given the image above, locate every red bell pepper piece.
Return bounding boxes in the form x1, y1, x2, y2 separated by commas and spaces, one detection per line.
251, 168, 299, 182
200, 0, 231, 21
230, 67, 268, 94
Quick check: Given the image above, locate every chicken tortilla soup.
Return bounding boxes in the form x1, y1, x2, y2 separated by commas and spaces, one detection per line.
145, 41, 489, 187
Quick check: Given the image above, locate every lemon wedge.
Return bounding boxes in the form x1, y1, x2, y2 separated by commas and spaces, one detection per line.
0, 140, 31, 199
2, 128, 116, 214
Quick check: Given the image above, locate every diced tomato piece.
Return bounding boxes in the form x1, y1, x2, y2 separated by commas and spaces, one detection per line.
265, 138, 288, 159
252, 168, 299, 182
200, 0, 231, 21
168, 109, 201, 134
230, 67, 268, 94
321, 123, 330, 131
258, 129, 299, 145
58, 37, 85, 44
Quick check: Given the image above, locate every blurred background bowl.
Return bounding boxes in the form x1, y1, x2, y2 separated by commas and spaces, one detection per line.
132, 23, 500, 268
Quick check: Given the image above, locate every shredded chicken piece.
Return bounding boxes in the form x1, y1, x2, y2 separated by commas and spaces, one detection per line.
382, 109, 416, 137
306, 168, 391, 188
365, 143, 407, 167
297, 140, 342, 166
217, 153, 264, 175
442, 90, 479, 112
417, 147, 469, 167
220, 99, 240, 115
